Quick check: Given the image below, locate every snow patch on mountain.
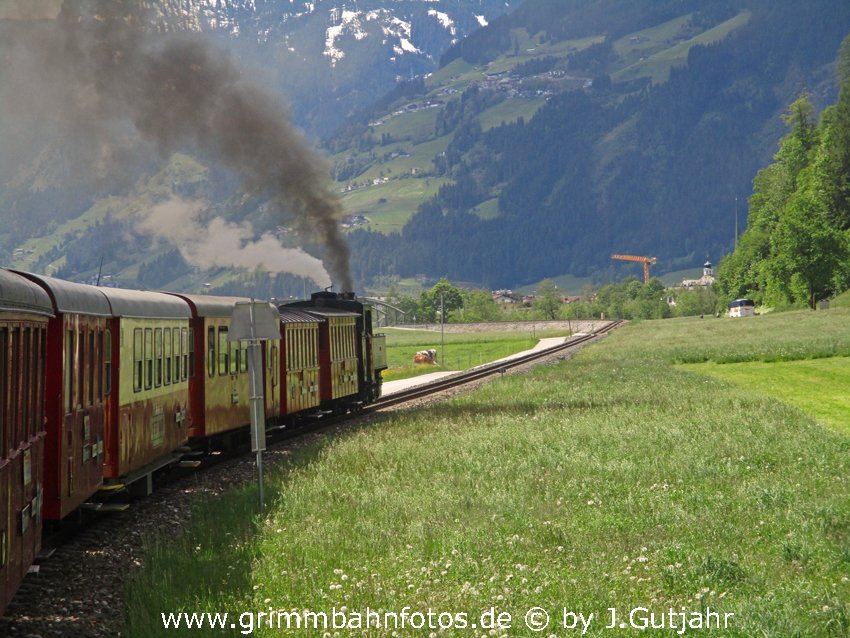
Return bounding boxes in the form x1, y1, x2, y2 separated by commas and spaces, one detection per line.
325, 8, 369, 64
324, 9, 427, 66
386, 16, 420, 56
428, 9, 456, 35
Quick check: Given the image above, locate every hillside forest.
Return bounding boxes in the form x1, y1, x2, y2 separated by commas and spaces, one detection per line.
344, 1, 850, 290
717, 33, 850, 309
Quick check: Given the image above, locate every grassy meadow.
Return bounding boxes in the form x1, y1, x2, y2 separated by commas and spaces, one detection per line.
124, 308, 850, 637
682, 357, 850, 434
381, 328, 568, 382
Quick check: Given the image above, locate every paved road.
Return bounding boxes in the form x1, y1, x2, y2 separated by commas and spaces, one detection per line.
381, 336, 568, 395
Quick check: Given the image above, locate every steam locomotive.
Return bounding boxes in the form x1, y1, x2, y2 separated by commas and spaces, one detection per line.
0, 269, 387, 614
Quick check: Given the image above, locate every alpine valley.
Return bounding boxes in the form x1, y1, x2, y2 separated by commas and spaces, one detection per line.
2, 0, 850, 295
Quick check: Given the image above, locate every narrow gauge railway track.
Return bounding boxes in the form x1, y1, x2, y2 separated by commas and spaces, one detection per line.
0, 319, 623, 637
370, 319, 624, 409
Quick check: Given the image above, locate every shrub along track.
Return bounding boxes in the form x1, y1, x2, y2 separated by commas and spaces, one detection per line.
0, 320, 621, 637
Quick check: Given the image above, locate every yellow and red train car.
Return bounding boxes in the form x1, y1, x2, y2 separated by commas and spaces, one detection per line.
276, 309, 323, 419
97, 288, 192, 490
166, 294, 252, 442
0, 275, 388, 616
282, 291, 386, 408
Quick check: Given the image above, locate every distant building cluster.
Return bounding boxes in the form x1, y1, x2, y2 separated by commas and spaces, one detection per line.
341, 214, 369, 228
681, 261, 716, 288
491, 289, 581, 307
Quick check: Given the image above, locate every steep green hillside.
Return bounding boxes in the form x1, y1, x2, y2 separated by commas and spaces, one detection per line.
0, 0, 515, 296
339, 0, 850, 289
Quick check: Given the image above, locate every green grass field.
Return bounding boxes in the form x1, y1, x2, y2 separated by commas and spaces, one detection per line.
682, 356, 850, 434
477, 98, 547, 132
124, 308, 850, 637
612, 10, 751, 84
340, 178, 448, 234
381, 327, 568, 381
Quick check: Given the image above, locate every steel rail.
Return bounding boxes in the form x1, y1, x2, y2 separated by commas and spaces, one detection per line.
369, 319, 624, 409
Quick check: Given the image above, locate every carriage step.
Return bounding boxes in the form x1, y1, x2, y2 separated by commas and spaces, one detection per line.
98, 503, 130, 512
178, 460, 202, 469
99, 483, 125, 492
36, 547, 56, 561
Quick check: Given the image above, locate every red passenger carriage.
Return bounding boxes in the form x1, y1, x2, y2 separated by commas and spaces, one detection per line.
0, 278, 388, 615
0, 270, 52, 614
14, 273, 111, 521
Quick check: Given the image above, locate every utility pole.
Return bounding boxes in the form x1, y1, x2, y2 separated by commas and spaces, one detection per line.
735, 195, 738, 250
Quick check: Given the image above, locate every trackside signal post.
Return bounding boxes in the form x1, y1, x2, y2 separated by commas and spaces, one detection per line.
229, 300, 280, 513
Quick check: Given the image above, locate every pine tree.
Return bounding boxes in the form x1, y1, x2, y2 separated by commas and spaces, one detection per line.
821, 33, 850, 229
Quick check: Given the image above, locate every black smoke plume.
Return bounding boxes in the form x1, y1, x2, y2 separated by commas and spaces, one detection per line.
0, 0, 353, 290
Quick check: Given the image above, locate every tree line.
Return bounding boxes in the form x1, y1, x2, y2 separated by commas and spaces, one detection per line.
717, 33, 850, 309
382, 277, 717, 325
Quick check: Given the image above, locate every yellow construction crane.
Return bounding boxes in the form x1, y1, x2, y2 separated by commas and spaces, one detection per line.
611, 254, 657, 284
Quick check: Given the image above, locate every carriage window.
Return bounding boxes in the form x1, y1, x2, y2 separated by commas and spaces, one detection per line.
218, 327, 229, 376
172, 328, 180, 383
186, 328, 194, 379
22, 329, 31, 439
104, 329, 112, 396
144, 328, 153, 390
65, 329, 75, 411
154, 328, 162, 388
10, 329, 20, 445
88, 330, 95, 405
229, 336, 237, 375
0, 328, 5, 457
164, 328, 172, 385
297, 328, 302, 369
76, 329, 84, 408
37, 329, 45, 432
338, 324, 343, 360
240, 342, 248, 373
336, 324, 341, 361
207, 327, 215, 378
284, 330, 290, 369
97, 330, 103, 400
133, 328, 142, 392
